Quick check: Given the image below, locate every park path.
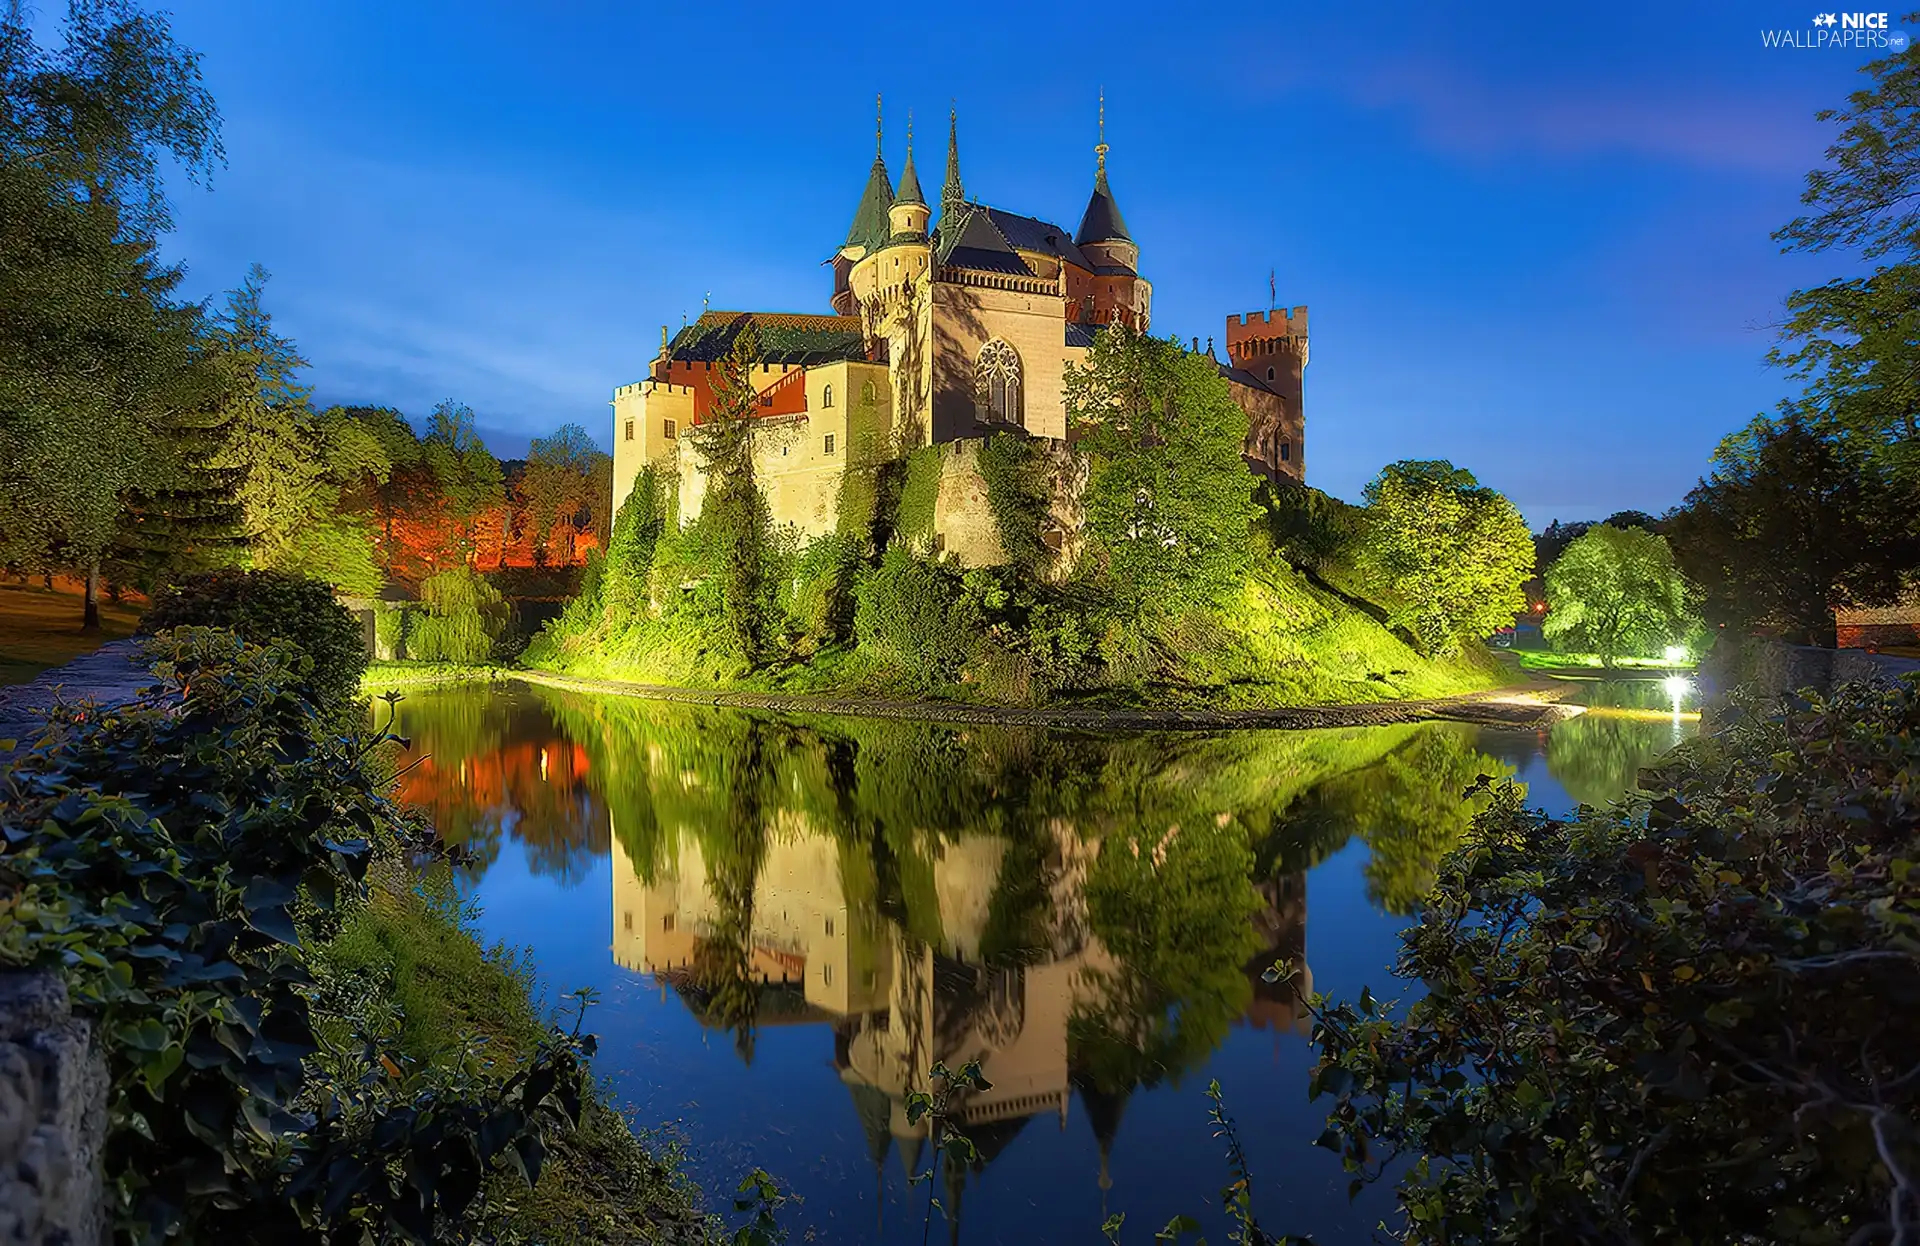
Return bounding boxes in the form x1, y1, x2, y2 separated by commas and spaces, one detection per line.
510, 667, 1582, 733
0, 639, 147, 758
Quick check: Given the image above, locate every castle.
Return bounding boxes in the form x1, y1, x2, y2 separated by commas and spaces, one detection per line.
611, 101, 1308, 554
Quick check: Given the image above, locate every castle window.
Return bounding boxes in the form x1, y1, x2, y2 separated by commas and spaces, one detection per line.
862, 379, 876, 403
1266, 366, 1276, 381
823, 964, 834, 986
823, 384, 834, 409
624, 419, 634, 442
623, 912, 633, 932
662, 914, 676, 932
976, 338, 1024, 427
1280, 440, 1292, 463
664, 418, 677, 440
824, 433, 837, 455
825, 917, 835, 937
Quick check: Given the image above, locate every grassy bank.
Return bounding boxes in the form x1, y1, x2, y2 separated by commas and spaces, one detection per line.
362, 658, 516, 690
0, 580, 142, 685
317, 870, 712, 1244
524, 554, 1517, 712
1513, 649, 1696, 672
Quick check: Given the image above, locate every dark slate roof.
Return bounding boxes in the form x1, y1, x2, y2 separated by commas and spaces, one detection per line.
668, 311, 867, 365
1075, 169, 1133, 245
981, 207, 1093, 270
843, 158, 895, 252
1065, 322, 1098, 348
1220, 362, 1277, 394
933, 204, 1035, 276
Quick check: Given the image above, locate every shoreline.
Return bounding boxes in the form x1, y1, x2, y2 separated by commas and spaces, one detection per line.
499, 665, 1581, 732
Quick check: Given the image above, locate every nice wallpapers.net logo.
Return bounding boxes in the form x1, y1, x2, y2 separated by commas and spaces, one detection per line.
1761, 11, 1910, 48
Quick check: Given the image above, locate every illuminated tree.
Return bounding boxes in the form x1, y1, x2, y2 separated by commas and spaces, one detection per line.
1360, 460, 1535, 655
1665, 414, 1917, 647
1543, 524, 1696, 667
519, 422, 613, 563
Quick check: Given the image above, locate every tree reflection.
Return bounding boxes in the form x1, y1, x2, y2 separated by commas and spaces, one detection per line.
1546, 711, 1685, 809
383, 682, 1678, 1219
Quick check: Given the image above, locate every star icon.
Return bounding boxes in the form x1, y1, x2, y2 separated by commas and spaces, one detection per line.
1813, 12, 1837, 25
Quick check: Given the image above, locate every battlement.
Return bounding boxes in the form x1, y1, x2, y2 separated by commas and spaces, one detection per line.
1225, 306, 1308, 347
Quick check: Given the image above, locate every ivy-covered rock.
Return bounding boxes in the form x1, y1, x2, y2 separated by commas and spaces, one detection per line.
1302, 676, 1920, 1243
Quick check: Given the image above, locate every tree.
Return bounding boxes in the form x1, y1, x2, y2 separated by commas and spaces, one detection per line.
416, 400, 505, 572
0, 0, 222, 626
603, 464, 668, 619
519, 422, 613, 563
686, 325, 775, 664
1303, 679, 1920, 1244
321, 405, 422, 578
204, 264, 327, 569
1542, 524, 1695, 667
1359, 460, 1534, 655
1065, 327, 1260, 616
1665, 414, 1917, 646
1773, 37, 1920, 486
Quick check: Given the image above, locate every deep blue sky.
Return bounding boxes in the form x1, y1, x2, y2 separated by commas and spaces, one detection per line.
97, 1, 1899, 521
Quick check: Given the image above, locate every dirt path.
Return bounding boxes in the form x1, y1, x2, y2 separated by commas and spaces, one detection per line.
0, 639, 148, 757
510, 668, 1581, 733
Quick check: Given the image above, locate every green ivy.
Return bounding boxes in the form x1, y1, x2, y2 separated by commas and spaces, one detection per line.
0, 628, 596, 1242
975, 432, 1052, 576
892, 446, 943, 551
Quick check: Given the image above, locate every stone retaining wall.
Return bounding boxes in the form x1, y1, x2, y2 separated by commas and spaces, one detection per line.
0, 975, 107, 1246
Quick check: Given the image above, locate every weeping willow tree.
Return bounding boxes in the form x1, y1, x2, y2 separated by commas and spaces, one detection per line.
407, 565, 509, 662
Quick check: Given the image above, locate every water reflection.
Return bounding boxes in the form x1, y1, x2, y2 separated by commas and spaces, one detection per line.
386, 685, 1691, 1242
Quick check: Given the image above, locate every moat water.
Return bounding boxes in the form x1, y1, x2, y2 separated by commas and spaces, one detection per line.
386, 679, 1695, 1244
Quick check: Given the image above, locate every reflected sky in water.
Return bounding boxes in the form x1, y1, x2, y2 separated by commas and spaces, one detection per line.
387, 683, 1693, 1244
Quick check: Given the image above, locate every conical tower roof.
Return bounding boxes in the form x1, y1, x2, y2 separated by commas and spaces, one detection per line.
843, 95, 895, 253
1074, 92, 1133, 246
896, 113, 926, 207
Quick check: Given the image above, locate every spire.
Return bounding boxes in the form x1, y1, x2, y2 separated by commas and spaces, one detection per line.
841, 95, 896, 253
942, 102, 964, 215
1074, 92, 1133, 247
875, 92, 883, 160
896, 109, 925, 206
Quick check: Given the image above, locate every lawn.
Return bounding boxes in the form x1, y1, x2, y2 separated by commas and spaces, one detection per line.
0, 580, 144, 687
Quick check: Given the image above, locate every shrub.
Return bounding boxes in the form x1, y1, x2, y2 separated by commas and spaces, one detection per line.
141, 568, 365, 711
976, 432, 1052, 576
372, 599, 407, 658
0, 628, 595, 1241
1302, 676, 1920, 1243
1261, 478, 1366, 577
853, 548, 982, 682
409, 565, 511, 663
603, 465, 668, 620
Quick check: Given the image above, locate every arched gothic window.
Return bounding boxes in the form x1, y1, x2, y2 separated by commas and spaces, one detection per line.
822, 383, 834, 409
976, 339, 1023, 426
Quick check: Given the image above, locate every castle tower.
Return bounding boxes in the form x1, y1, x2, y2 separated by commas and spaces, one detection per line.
1222, 305, 1308, 480
1073, 93, 1149, 329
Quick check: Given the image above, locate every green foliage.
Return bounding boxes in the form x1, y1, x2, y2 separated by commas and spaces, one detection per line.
892, 445, 943, 550
1666, 413, 1919, 647
276, 514, 384, 598
142, 568, 365, 712
1359, 460, 1534, 655
604, 465, 669, 620
373, 598, 407, 656
1260, 478, 1367, 578
852, 548, 983, 684
1066, 326, 1260, 615
1302, 677, 1920, 1244
0, 629, 597, 1242
688, 326, 776, 664
975, 432, 1052, 575
409, 565, 510, 664
1541, 524, 1696, 668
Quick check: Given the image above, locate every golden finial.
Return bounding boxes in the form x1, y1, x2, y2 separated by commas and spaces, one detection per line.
1095, 88, 1109, 174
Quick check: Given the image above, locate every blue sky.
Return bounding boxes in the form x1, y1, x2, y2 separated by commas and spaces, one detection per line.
105, 0, 1898, 522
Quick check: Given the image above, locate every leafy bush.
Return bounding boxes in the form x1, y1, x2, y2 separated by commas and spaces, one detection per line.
409, 565, 510, 663
782, 532, 860, 653
142, 567, 365, 711
372, 599, 407, 658
853, 548, 982, 682
0, 628, 596, 1242
1302, 676, 1920, 1243
604, 464, 669, 619
1261, 478, 1366, 578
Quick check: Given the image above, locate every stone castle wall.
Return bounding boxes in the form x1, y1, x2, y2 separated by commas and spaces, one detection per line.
0, 974, 108, 1246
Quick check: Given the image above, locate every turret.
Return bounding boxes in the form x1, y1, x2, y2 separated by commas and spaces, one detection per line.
1074, 92, 1138, 274
941, 104, 964, 223
888, 112, 930, 239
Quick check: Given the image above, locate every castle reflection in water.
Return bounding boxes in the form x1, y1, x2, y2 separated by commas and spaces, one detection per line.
610, 822, 1310, 1185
